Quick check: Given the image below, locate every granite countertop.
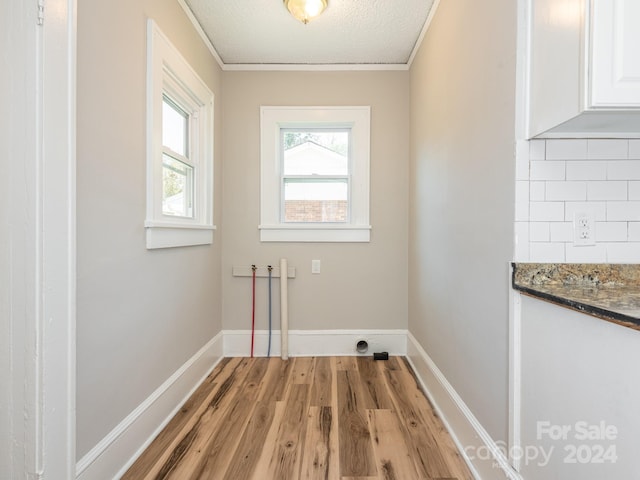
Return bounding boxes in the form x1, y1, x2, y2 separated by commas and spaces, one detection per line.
512, 263, 640, 331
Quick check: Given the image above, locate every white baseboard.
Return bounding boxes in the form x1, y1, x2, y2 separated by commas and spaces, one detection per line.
76, 333, 224, 480
223, 329, 407, 357
406, 332, 522, 480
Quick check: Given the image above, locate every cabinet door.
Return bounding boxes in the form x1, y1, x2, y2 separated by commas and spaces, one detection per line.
590, 0, 640, 107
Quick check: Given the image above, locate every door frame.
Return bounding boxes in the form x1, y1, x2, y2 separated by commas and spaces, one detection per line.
1, 0, 77, 478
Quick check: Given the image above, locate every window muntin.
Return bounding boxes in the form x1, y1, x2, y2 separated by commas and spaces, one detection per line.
281, 129, 350, 223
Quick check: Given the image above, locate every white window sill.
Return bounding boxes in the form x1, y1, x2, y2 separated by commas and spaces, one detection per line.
145, 222, 216, 249
259, 224, 371, 242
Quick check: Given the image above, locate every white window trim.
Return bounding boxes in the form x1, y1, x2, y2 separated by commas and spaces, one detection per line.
260, 106, 371, 242
146, 19, 215, 249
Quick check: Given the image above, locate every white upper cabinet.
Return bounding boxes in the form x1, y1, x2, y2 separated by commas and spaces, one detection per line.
591, 0, 640, 106
528, 0, 640, 138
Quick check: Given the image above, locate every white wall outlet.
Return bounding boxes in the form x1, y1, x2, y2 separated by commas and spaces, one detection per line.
573, 212, 595, 246
311, 259, 321, 274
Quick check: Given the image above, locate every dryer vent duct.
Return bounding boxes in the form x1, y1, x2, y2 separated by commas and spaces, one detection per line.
356, 340, 368, 354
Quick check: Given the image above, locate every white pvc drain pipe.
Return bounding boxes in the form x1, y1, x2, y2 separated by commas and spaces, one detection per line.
280, 258, 289, 360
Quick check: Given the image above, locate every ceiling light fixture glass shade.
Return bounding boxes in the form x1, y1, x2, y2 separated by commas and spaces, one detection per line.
284, 0, 327, 24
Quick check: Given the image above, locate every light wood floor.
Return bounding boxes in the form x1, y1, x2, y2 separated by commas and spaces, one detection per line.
122, 356, 474, 480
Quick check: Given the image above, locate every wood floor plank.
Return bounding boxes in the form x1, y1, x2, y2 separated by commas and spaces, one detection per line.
290, 356, 315, 384
335, 356, 358, 371
340, 477, 379, 480
258, 356, 294, 402
328, 357, 341, 480
368, 409, 422, 480
222, 357, 297, 480
309, 356, 332, 407
196, 358, 270, 479
356, 357, 393, 410
249, 400, 287, 480
258, 383, 310, 480
337, 370, 377, 477
299, 405, 333, 480
220, 400, 275, 480
384, 356, 402, 371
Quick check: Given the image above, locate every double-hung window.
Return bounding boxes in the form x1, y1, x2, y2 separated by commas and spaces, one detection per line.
281, 128, 350, 223
260, 107, 371, 242
145, 20, 215, 249
162, 96, 193, 218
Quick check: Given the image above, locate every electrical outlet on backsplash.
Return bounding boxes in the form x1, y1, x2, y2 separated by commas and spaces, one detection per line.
514, 138, 640, 263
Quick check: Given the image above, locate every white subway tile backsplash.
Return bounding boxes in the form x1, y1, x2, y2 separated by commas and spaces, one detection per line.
516, 179, 530, 220
530, 202, 565, 221
546, 139, 588, 160
516, 145, 530, 181
530, 161, 565, 180
530, 222, 550, 242
514, 222, 530, 261
520, 138, 640, 263
607, 202, 640, 221
566, 161, 607, 180
515, 202, 530, 221
530, 181, 546, 201
607, 243, 640, 262
550, 222, 573, 242
608, 161, 640, 180
529, 139, 546, 160
566, 244, 607, 263
516, 181, 530, 203
530, 242, 565, 262
595, 222, 628, 242
545, 181, 587, 201
587, 139, 628, 159
565, 202, 607, 221
587, 181, 628, 201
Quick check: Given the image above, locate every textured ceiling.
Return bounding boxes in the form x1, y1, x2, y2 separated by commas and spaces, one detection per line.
184, 0, 436, 66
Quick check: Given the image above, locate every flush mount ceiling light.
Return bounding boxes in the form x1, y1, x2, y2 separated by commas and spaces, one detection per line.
284, 0, 327, 24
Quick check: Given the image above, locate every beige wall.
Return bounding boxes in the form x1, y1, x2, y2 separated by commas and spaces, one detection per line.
76, 0, 223, 458
409, 0, 516, 442
221, 71, 409, 336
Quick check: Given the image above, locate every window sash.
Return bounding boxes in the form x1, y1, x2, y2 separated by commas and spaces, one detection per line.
281, 176, 350, 223
162, 153, 194, 218
162, 95, 189, 157
161, 93, 197, 220
280, 127, 351, 176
